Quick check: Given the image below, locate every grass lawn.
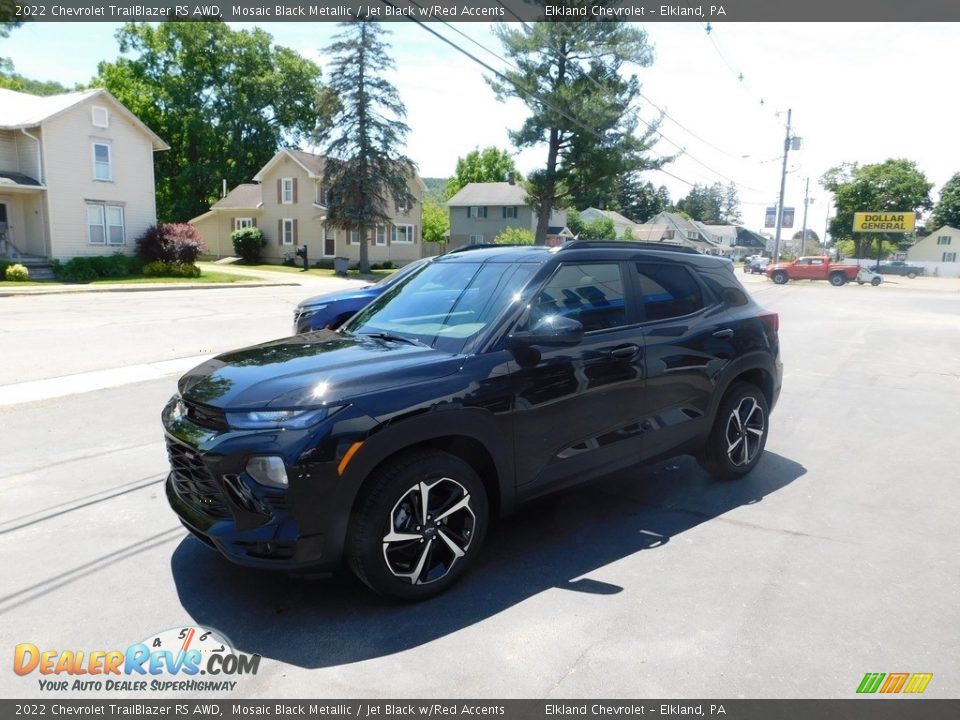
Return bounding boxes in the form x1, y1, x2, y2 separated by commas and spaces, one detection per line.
0, 271, 248, 288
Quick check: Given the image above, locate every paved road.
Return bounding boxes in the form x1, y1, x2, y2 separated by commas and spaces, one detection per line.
1, 277, 958, 699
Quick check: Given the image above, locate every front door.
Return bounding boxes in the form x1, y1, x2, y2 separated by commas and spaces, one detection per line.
323, 226, 336, 257
509, 261, 646, 497
0, 202, 9, 256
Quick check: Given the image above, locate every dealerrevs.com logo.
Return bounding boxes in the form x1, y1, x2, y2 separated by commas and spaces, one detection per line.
14, 626, 260, 692
856, 672, 933, 694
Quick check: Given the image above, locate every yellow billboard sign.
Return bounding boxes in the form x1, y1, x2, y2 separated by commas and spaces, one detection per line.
853, 212, 916, 233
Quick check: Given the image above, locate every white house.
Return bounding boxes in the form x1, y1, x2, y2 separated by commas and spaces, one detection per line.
0, 87, 168, 261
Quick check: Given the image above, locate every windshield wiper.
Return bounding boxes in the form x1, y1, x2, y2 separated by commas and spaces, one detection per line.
358, 332, 429, 348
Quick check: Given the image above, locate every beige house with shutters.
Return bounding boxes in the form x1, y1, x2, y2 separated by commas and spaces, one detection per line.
0, 87, 167, 262
190, 148, 426, 265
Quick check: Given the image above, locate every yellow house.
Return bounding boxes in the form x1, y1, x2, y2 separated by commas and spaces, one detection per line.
906, 226, 959, 263
191, 148, 426, 265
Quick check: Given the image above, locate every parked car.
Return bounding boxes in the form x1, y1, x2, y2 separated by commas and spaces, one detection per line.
875, 260, 924, 278
766, 256, 859, 286
744, 256, 770, 274
856, 267, 883, 286
163, 241, 783, 601
293, 257, 432, 334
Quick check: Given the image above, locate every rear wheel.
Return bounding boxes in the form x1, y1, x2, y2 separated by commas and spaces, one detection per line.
829, 272, 847, 287
698, 382, 770, 481
907, 271, 917, 279
772, 271, 788, 284
347, 450, 488, 601
871, 277, 882, 286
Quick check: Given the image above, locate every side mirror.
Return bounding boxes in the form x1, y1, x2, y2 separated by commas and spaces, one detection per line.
510, 315, 584, 348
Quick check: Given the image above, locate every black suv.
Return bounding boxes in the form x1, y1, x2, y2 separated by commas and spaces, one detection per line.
163, 242, 782, 600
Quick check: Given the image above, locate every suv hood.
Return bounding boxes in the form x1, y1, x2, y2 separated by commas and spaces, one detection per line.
178, 331, 462, 410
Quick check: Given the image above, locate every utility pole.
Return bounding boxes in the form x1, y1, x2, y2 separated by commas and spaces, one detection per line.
800, 177, 813, 254
772, 109, 792, 263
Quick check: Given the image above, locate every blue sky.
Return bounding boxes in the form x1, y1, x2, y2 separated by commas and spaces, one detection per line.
4, 21, 958, 235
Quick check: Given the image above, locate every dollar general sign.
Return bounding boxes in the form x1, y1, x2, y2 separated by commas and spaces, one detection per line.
852, 212, 916, 233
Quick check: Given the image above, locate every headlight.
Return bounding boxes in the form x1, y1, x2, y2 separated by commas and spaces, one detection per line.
225, 406, 335, 430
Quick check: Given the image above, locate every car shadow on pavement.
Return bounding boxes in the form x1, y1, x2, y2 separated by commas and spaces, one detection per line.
170, 451, 805, 668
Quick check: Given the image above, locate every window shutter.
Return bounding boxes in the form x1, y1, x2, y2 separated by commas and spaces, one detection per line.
482, 207, 487, 218
414, 225, 418, 243
278, 219, 282, 246
388, 226, 393, 245
502, 207, 507, 219
293, 219, 299, 244
276, 179, 281, 204
293, 178, 298, 204
251, 217, 257, 227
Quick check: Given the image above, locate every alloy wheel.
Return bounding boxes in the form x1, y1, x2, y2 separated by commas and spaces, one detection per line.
382, 477, 476, 585
724, 396, 766, 466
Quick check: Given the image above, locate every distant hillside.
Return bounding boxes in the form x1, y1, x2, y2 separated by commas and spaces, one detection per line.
422, 177, 448, 203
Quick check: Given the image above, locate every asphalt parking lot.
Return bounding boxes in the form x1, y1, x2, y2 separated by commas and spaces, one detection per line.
1, 273, 958, 699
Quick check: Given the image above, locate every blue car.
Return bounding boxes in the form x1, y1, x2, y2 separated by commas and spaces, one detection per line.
292, 257, 432, 334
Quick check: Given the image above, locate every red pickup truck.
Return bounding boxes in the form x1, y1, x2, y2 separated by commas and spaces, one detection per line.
766, 256, 860, 286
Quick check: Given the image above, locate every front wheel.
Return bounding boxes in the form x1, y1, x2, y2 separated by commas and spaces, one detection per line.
347, 450, 488, 601
772, 271, 788, 285
829, 272, 847, 287
857, 280, 865, 285
698, 382, 770, 481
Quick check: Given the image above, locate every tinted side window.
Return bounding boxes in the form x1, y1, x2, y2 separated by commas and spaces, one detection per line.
635, 263, 706, 321
522, 262, 626, 333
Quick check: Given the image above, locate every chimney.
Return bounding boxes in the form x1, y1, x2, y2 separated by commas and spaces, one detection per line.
507, 172, 515, 185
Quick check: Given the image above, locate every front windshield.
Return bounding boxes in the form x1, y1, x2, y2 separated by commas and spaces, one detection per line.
343, 260, 538, 354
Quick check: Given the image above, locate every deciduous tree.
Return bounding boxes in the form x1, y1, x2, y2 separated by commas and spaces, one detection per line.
444, 147, 518, 200
930, 172, 960, 230
97, 22, 325, 222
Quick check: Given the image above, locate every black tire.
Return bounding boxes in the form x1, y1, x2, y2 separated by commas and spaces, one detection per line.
347, 450, 488, 601
697, 382, 770, 481
907, 272, 917, 279
772, 271, 788, 285
871, 277, 881, 287
857, 281, 865, 285
829, 272, 847, 287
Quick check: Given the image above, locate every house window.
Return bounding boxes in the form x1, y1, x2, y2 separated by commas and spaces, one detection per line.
376, 226, 387, 246
315, 184, 327, 206
468, 206, 487, 219
234, 218, 253, 231
396, 199, 410, 214
92, 143, 111, 181
282, 218, 294, 245
91, 106, 109, 128
469, 235, 485, 245
502, 206, 517, 219
87, 203, 125, 245
943, 252, 957, 262
281, 178, 294, 204
393, 224, 414, 244
937, 236, 952, 245
349, 230, 361, 245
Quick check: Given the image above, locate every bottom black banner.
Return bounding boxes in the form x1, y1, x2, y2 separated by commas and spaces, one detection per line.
1, 700, 957, 720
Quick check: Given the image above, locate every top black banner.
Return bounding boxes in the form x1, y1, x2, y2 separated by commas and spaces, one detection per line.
5, 0, 960, 23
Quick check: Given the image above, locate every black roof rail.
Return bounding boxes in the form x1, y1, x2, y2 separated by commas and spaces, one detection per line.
561, 240, 701, 255
445, 243, 521, 254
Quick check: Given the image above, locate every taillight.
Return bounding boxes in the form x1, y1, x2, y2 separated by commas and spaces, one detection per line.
758, 311, 779, 333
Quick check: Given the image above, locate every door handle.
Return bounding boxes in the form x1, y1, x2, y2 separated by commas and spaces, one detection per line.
608, 344, 640, 359
712, 328, 734, 339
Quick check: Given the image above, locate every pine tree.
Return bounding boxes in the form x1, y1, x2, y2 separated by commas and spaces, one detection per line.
316, 22, 416, 273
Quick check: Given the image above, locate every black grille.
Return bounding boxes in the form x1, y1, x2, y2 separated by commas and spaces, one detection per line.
184, 401, 228, 431
167, 440, 231, 518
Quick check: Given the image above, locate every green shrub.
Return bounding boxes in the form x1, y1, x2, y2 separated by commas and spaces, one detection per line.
231, 227, 267, 263
4, 263, 30, 281
0, 260, 12, 277
142, 261, 201, 278
90, 252, 134, 278
52, 257, 97, 283
380, 260, 394, 270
